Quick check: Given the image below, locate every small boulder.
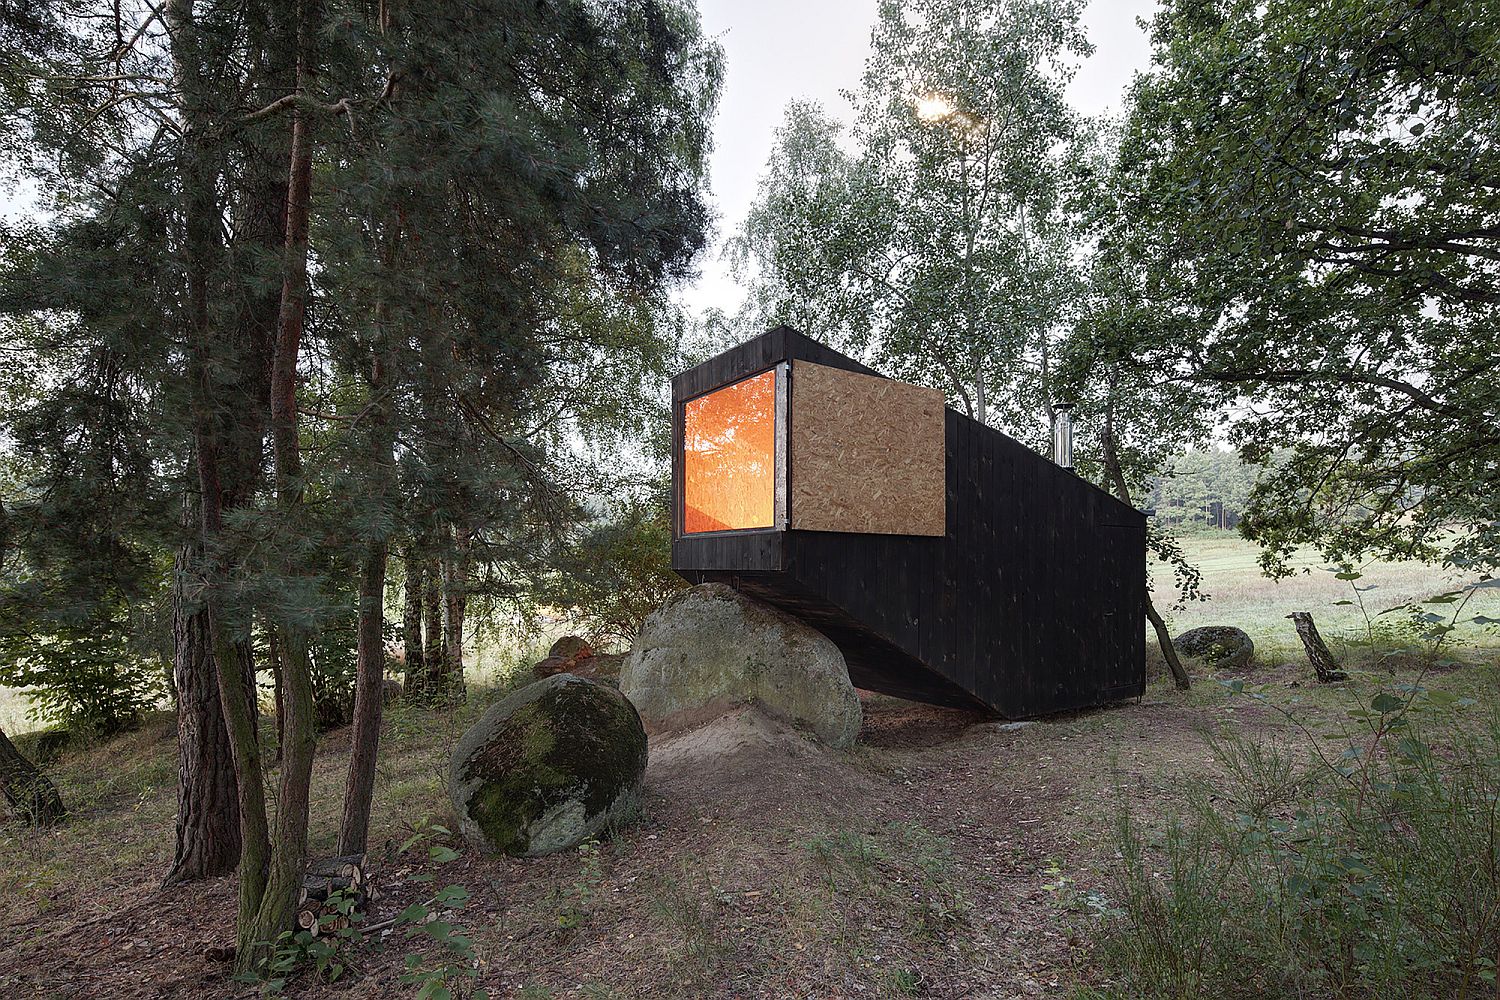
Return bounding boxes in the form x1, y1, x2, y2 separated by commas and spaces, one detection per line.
532, 636, 622, 686
548, 635, 594, 661
448, 674, 647, 857
1173, 625, 1255, 671
381, 678, 404, 704
531, 651, 622, 685
621, 583, 862, 748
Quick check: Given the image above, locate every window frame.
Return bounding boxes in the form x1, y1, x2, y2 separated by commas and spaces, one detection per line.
675, 362, 789, 539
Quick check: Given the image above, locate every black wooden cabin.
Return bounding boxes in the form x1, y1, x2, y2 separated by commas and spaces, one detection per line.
670, 327, 1146, 718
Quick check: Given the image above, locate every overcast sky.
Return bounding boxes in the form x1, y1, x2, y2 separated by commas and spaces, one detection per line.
682, 0, 1160, 315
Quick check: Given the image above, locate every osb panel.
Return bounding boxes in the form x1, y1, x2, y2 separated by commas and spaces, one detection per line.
790, 361, 946, 536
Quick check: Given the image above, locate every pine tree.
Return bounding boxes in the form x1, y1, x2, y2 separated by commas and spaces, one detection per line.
1, 0, 721, 972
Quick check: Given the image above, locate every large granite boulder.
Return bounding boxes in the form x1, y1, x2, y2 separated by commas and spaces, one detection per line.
621, 583, 862, 748
448, 674, 647, 857
1174, 625, 1255, 671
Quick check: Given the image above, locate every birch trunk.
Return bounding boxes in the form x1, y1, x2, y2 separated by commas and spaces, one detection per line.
1100, 393, 1190, 690
1289, 612, 1348, 683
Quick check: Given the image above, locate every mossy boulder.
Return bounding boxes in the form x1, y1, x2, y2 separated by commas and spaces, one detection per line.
621, 583, 862, 748
448, 674, 647, 857
1174, 625, 1255, 671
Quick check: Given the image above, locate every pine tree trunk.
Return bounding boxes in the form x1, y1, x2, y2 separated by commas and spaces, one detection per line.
0, 509, 44, 828
164, 534, 244, 885
423, 552, 445, 699
164, 0, 285, 896
1289, 612, 1348, 683
0, 726, 65, 826
338, 329, 398, 856
402, 552, 426, 699
338, 541, 388, 856
441, 532, 470, 701
168, 0, 273, 964
241, 0, 323, 966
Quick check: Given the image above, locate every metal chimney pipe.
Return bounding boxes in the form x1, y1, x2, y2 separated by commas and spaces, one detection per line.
1051, 404, 1074, 470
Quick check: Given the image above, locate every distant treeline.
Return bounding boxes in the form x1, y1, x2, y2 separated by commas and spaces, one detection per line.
1147, 448, 1281, 532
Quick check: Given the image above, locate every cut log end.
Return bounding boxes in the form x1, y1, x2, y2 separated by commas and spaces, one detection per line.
292, 854, 372, 933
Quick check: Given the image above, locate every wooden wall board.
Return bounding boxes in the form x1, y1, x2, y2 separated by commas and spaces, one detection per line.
671, 325, 877, 402
788, 361, 946, 537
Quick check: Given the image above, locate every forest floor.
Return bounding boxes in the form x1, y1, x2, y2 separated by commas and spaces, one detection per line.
0, 536, 1496, 999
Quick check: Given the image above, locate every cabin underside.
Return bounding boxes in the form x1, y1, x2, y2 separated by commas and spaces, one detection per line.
678, 570, 986, 710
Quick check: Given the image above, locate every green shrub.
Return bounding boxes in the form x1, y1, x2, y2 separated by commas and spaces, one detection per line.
536, 498, 683, 647
292, 608, 396, 732
308, 612, 359, 731
0, 627, 160, 735
240, 818, 483, 998
1090, 685, 1500, 999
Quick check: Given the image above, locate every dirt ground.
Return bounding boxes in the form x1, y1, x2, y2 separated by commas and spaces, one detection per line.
0, 663, 1471, 1000
7, 535, 1491, 998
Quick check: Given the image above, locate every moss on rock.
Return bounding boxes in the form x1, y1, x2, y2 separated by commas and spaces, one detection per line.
1174, 625, 1255, 671
448, 674, 647, 857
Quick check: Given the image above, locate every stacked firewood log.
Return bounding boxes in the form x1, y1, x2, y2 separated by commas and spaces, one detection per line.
295, 854, 376, 936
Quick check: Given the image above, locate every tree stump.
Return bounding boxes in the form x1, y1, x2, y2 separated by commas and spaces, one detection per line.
1287, 612, 1347, 682
0, 726, 66, 826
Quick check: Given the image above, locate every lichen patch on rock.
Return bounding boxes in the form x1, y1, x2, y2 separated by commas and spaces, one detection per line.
448, 674, 647, 857
621, 583, 863, 748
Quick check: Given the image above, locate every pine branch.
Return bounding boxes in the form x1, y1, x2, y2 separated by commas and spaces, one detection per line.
109, 1, 168, 62
241, 93, 353, 124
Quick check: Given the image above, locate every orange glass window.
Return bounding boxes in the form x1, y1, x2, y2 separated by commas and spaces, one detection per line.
683, 370, 777, 533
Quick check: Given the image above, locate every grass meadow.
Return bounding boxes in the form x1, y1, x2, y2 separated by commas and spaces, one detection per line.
0, 685, 28, 734
2, 534, 1493, 737
1151, 532, 1499, 668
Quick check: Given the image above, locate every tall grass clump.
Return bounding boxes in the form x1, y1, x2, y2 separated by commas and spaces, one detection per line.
1090, 684, 1500, 999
